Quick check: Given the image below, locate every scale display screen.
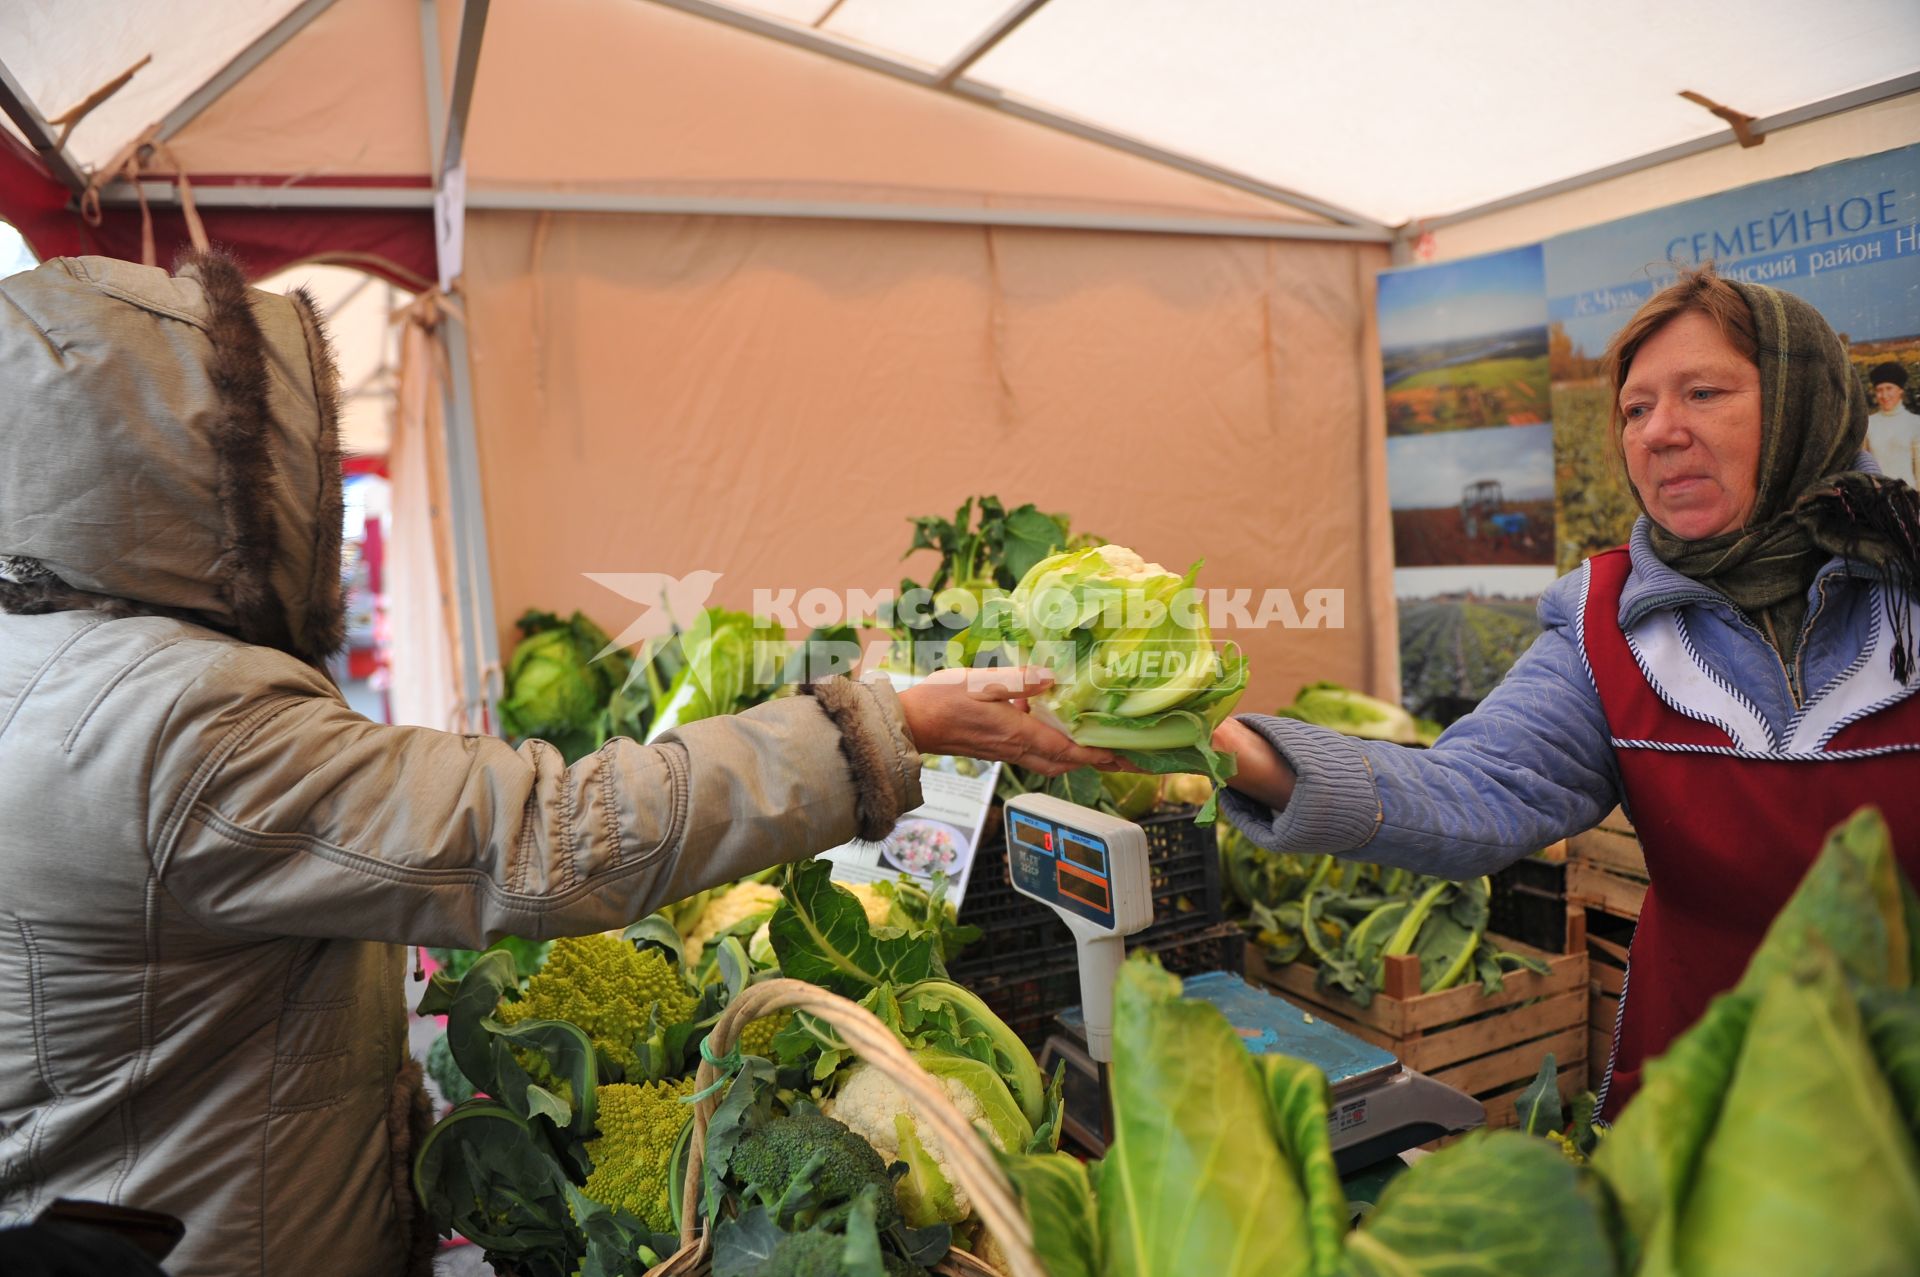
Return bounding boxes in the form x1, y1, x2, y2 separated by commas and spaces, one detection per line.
1060, 832, 1105, 873
1057, 869, 1110, 912
1007, 809, 1116, 927
1011, 816, 1052, 854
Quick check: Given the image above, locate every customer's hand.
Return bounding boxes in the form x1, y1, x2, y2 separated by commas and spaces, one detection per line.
898, 667, 1119, 776
1213, 717, 1297, 810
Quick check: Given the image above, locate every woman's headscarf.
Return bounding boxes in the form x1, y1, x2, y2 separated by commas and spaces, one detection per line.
1633, 278, 1920, 681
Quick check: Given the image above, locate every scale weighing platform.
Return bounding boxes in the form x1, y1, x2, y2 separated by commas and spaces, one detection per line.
1003, 792, 1484, 1176
1045, 973, 1486, 1172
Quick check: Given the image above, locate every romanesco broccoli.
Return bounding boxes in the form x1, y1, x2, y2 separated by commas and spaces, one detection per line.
737, 1010, 792, 1060
729, 1111, 899, 1231
580, 1076, 697, 1232
496, 934, 695, 1078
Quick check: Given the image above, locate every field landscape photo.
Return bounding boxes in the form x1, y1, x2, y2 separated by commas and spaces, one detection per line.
1380, 244, 1551, 435
1549, 323, 1640, 575
1389, 423, 1555, 567
1396, 566, 1556, 723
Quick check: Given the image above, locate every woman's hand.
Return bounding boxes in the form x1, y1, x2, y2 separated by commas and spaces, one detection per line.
1213, 717, 1297, 810
898, 667, 1120, 776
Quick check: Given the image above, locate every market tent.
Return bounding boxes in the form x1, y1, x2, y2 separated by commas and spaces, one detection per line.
2, 0, 1915, 724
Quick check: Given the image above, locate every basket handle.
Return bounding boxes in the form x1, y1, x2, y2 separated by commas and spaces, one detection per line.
667, 978, 1045, 1277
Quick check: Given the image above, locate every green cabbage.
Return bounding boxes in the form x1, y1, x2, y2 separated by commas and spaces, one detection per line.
642, 608, 789, 743
957, 544, 1246, 820
1274, 680, 1438, 747
497, 610, 630, 763
1099, 958, 1311, 1277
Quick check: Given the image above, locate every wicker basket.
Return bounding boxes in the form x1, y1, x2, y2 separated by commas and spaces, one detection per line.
642, 979, 1045, 1277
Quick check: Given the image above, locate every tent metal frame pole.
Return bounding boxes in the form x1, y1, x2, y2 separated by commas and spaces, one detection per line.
0, 55, 89, 194
933, 0, 1051, 88
640, 0, 1388, 233
418, 0, 501, 729
91, 180, 1393, 241
465, 188, 1392, 241
1416, 73, 1920, 233
442, 0, 490, 178
153, 0, 342, 144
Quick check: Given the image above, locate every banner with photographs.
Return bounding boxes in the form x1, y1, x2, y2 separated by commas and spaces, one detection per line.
1382, 142, 1920, 720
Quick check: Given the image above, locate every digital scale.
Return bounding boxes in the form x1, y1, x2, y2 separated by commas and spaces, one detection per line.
1003, 793, 1485, 1176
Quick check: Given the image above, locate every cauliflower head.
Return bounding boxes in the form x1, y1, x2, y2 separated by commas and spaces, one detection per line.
684, 880, 783, 965
840, 883, 895, 929
823, 1054, 1032, 1227
580, 1076, 697, 1233
496, 934, 695, 1078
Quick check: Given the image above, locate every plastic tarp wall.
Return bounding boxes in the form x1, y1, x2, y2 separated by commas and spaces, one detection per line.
460, 211, 1393, 713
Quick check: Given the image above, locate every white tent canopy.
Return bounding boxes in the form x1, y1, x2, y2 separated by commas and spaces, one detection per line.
3, 0, 1916, 231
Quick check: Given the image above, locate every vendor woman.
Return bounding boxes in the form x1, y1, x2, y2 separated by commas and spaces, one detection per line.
1216, 265, 1920, 1118
0, 251, 1108, 1277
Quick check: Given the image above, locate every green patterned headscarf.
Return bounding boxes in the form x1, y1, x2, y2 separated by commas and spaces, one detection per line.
1634, 278, 1919, 681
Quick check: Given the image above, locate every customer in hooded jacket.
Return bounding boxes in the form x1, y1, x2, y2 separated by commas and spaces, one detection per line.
0, 251, 1111, 1277
1212, 265, 1920, 1120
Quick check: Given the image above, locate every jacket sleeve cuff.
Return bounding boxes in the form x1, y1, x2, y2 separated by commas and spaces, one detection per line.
803, 677, 924, 840
1218, 713, 1381, 854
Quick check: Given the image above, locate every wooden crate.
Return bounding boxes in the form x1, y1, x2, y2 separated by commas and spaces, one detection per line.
1568, 806, 1647, 922
1584, 920, 1631, 1086
1243, 908, 1590, 1129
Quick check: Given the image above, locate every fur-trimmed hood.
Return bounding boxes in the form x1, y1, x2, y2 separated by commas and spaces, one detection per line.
0, 251, 344, 666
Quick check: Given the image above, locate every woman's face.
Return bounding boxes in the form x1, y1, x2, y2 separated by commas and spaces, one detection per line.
1620, 310, 1763, 541
1875, 381, 1907, 413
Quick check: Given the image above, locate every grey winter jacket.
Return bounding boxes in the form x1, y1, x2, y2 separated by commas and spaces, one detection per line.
1223, 479, 1899, 875
0, 255, 922, 1276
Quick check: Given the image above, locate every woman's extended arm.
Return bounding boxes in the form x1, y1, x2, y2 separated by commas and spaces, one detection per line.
1215, 578, 1623, 879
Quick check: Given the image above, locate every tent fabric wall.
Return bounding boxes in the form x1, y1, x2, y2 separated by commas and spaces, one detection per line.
460, 209, 1393, 714
1423, 91, 1920, 262
387, 310, 468, 732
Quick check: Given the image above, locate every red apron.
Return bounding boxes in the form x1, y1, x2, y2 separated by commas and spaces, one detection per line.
1579, 547, 1920, 1118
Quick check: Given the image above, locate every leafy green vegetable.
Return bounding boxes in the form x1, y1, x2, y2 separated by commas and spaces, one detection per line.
1275, 680, 1436, 747
1341, 1131, 1618, 1277
1673, 947, 1920, 1277
999, 1152, 1100, 1277
1256, 1054, 1347, 1277
1862, 988, 1920, 1142
412, 1101, 580, 1273
955, 544, 1246, 820
643, 607, 789, 742
768, 860, 939, 998
1595, 806, 1920, 1277
1738, 805, 1913, 996
1100, 957, 1310, 1277
498, 609, 631, 762
1514, 1053, 1565, 1138
893, 495, 1074, 675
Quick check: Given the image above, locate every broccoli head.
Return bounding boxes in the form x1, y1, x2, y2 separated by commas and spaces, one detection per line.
497, 934, 695, 1078
728, 1111, 899, 1232
580, 1076, 697, 1233
762, 1227, 922, 1277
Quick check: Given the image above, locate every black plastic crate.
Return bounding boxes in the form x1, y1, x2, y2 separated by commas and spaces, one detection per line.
1489, 856, 1569, 952
961, 917, 1245, 1049
950, 807, 1222, 976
